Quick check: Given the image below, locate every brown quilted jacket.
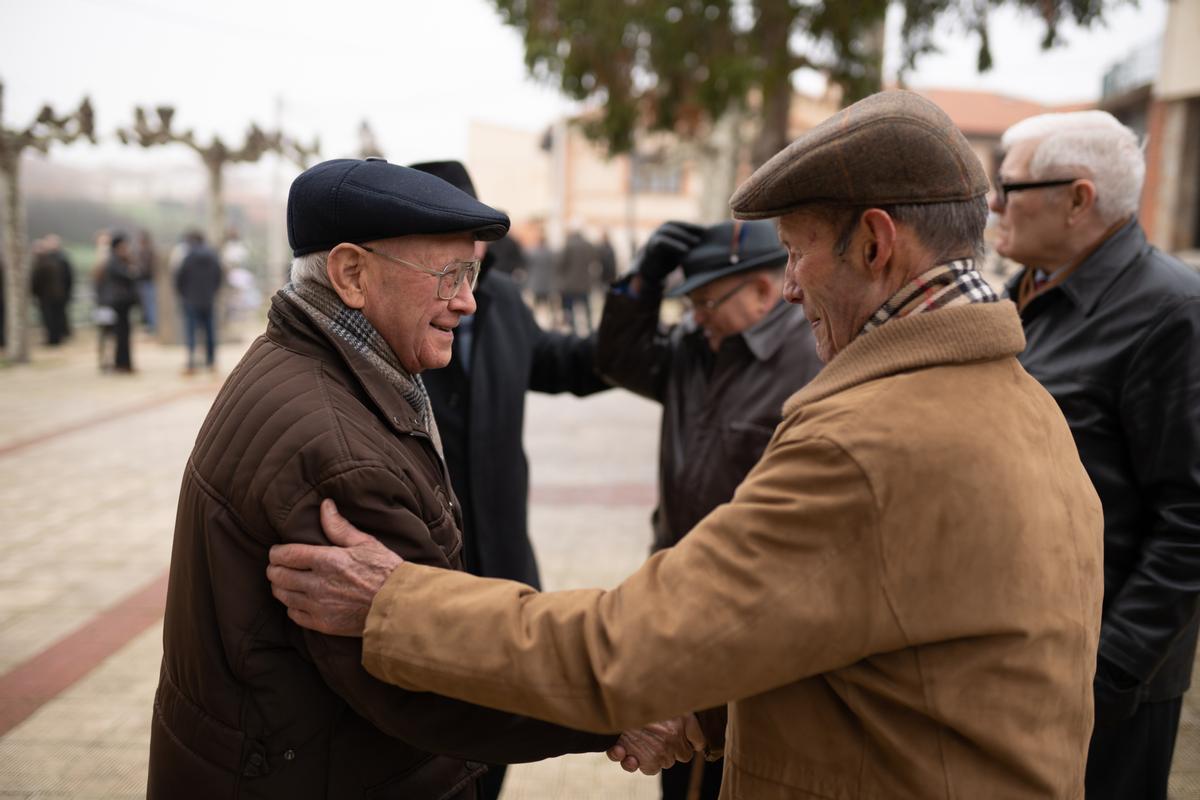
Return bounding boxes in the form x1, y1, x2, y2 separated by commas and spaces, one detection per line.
147, 291, 611, 800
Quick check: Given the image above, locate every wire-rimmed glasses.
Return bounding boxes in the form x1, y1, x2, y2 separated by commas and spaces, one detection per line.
360, 245, 481, 300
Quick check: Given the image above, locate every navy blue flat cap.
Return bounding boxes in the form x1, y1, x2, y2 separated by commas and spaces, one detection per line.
666, 220, 788, 297
287, 158, 510, 256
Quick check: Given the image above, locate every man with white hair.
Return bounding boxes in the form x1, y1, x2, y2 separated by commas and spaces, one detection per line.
994, 110, 1200, 799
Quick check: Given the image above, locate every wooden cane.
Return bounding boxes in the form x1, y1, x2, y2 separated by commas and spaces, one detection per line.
685, 754, 705, 800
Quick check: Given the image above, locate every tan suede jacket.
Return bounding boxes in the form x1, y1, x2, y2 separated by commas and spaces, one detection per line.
362, 301, 1104, 800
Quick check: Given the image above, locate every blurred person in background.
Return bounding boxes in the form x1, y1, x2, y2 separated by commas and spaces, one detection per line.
995, 109, 1200, 800
174, 229, 223, 375
596, 218, 823, 799
524, 223, 558, 326
30, 234, 74, 346
89, 230, 113, 368
134, 229, 158, 333
0, 252, 6, 349
596, 230, 617, 286
220, 228, 250, 340
94, 232, 138, 373
559, 226, 597, 334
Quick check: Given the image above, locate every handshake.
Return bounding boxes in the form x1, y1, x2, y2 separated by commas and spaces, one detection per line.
608, 712, 715, 775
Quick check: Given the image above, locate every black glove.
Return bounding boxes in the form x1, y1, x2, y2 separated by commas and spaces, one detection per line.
633, 221, 706, 287
1092, 656, 1142, 729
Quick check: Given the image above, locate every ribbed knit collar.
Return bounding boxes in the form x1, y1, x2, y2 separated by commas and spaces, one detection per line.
786, 301, 1026, 412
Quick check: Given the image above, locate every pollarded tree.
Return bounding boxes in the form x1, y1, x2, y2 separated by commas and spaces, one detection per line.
117, 107, 318, 246
0, 81, 95, 363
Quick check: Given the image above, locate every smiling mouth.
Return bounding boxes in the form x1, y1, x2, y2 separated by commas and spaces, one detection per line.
431, 323, 455, 333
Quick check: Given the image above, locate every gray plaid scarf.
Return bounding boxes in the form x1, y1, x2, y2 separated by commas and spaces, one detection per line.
284, 281, 442, 454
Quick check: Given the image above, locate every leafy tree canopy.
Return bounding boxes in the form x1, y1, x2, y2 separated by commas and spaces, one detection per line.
492, 0, 1123, 159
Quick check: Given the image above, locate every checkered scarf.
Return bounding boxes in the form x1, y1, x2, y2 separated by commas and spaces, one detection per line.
860, 258, 998, 336
283, 281, 441, 453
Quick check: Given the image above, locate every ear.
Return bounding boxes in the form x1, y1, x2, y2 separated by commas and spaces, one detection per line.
751, 269, 776, 297
1066, 179, 1098, 225
858, 209, 897, 277
326, 243, 368, 309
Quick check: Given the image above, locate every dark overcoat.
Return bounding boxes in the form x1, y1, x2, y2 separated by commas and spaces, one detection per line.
423, 270, 609, 588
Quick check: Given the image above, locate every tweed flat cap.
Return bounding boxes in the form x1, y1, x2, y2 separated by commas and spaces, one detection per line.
730, 90, 989, 220
666, 220, 787, 297
287, 158, 509, 256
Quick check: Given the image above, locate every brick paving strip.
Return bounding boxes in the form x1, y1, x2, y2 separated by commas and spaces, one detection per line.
0, 488, 651, 741
0, 569, 169, 736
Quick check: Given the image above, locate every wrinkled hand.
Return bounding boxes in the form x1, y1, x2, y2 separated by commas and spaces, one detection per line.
633, 221, 706, 287
606, 714, 705, 775
266, 499, 402, 637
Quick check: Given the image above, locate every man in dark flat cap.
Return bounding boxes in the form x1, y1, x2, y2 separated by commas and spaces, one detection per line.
267, 94, 1105, 798
596, 218, 822, 798
407, 159, 611, 800
148, 158, 697, 800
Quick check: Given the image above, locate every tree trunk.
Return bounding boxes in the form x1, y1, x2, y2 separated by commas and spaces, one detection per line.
1, 157, 29, 363
695, 108, 746, 223
206, 162, 225, 248
749, 3, 797, 169
751, 84, 792, 170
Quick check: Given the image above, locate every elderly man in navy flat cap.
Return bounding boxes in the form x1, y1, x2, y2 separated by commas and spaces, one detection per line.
147, 158, 699, 800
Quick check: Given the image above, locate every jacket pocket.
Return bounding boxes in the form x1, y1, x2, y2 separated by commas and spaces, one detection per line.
148, 672, 262, 798
425, 486, 464, 564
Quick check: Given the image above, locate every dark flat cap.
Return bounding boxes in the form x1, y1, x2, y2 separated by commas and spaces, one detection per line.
287, 158, 509, 256
666, 220, 787, 297
730, 90, 989, 220
409, 160, 478, 199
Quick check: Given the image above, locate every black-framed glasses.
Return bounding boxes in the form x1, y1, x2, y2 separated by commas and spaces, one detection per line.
359, 245, 481, 300
687, 277, 753, 313
993, 177, 1079, 210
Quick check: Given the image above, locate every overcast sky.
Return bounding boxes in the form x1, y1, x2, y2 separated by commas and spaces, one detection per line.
0, 0, 1169, 171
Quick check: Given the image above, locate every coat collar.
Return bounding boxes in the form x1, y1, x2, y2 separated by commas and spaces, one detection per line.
742, 300, 801, 362
267, 291, 428, 437
1003, 218, 1148, 318
785, 300, 1026, 413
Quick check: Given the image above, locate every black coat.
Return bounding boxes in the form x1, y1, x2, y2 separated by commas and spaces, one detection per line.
1006, 219, 1200, 706
96, 254, 138, 310
424, 271, 609, 588
596, 285, 822, 552
31, 250, 74, 304
176, 244, 224, 310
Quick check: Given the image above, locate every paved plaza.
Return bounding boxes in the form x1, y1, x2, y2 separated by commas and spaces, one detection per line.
0, 322, 1197, 798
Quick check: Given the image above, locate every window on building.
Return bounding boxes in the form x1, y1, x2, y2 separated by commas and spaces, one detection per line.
630, 153, 683, 194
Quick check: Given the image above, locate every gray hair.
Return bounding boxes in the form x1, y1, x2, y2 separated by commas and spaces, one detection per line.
823, 197, 989, 263
290, 250, 332, 289
1001, 110, 1144, 225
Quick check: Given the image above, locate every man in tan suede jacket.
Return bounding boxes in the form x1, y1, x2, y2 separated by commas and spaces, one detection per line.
267, 91, 1105, 799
